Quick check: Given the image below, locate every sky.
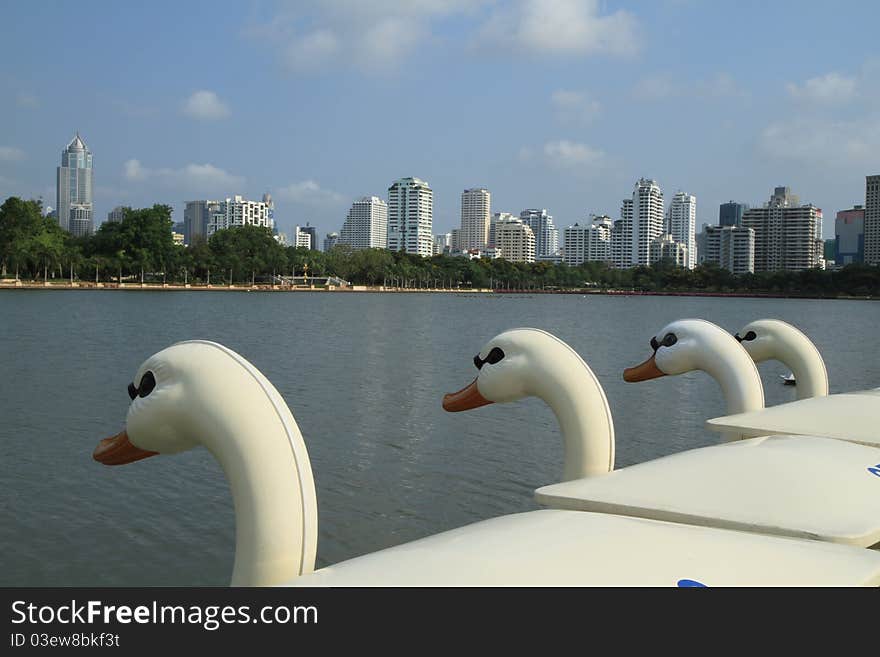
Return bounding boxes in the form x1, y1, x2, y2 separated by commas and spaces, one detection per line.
2, 0, 879, 241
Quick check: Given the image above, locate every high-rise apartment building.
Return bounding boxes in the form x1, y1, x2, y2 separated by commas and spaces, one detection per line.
519, 209, 559, 258
294, 223, 319, 250
742, 187, 823, 272
387, 177, 434, 257
459, 188, 491, 251
667, 191, 697, 269
699, 225, 755, 275
56, 132, 94, 236
340, 196, 388, 250
719, 201, 748, 227
206, 195, 275, 237
489, 212, 516, 249
649, 234, 689, 268
563, 216, 612, 266
610, 199, 634, 268
495, 217, 535, 263
630, 178, 664, 267
106, 206, 126, 223
866, 175, 880, 265
835, 206, 865, 265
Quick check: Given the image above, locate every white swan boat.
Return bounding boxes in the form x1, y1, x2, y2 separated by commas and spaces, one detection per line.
443, 323, 880, 547
94, 340, 880, 586
705, 318, 880, 448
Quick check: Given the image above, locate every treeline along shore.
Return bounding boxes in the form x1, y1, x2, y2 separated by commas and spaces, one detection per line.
2, 197, 880, 298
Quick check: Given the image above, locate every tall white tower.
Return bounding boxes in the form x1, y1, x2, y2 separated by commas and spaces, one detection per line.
340, 196, 388, 249
631, 178, 664, 267
56, 132, 94, 236
387, 177, 434, 257
668, 191, 697, 269
459, 188, 491, 251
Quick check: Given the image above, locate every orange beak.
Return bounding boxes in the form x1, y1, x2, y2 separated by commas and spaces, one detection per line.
623, 354, 666, 382
93, 429, 158, 465
442, 378, 493, 412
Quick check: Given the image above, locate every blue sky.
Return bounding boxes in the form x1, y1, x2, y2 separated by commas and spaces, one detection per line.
2, 0, 879, 240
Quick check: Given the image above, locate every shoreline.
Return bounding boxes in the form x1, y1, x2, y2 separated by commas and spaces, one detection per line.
0, 280, 875, 301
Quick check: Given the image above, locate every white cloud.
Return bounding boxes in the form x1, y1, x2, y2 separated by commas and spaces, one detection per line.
0, 146, 25, 161
551, 90, 601, 123
478, 0, 639, 57
697, 72, 746, 99
759, 116, 880, 167
123, 159, 147, 181
122, 159, 244, 192
543, 140, 605, 168
284, 29, 340, 71
16, 93, 38, 108
182, 90, 231, 120
786, 72, 857, 104
275, 180, 345, 206
249, 1, 483, 73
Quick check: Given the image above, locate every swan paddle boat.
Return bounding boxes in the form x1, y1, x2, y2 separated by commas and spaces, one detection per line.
94, 340, 880, 586
443, 324, 880, 547
704, 318, 880, 448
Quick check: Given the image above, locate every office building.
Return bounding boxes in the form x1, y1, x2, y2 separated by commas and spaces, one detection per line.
719, 201, 748, 228
184, 200, 220, 244
323, 232, 339, 251
56, 132, 94, 236
835, 206, 865, 265
106, 206, 125, 224
294, 223, 319, 250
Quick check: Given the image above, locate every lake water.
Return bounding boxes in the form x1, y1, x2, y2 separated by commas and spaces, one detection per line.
1, 290, 878, 585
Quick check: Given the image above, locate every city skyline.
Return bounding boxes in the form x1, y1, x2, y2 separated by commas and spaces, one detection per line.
2, 2, 879, 241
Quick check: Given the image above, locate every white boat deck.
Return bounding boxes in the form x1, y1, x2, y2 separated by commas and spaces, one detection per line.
289, 510, 880, 587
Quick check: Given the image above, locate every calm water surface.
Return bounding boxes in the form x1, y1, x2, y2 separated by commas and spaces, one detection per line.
1, 290, 878, 585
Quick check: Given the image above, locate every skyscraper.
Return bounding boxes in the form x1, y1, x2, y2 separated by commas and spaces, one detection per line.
206, 195, 274, 237
294, 223, 319, 250
459, 188, 491, 251
742, 187, 823, 272
339, 196, 388, 250
630, 178, 664, 267
835, 206, 864, 265
719, 201, 748, 227
519, 209, 559, 258
699, 225, 755, 274
667, 191, 697, 269
184, 200, 221, 244
387, 177, 434, 257
56, 132, 94, 236
323, 232, 339, 251
106, 206, 126, 223
866, 175, 880, 265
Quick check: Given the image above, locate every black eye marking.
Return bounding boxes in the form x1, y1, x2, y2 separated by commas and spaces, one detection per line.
138, 371, 156, 398
650, 336, 660, 351
662, 333, 678, 347
738, 330, 757, 342
474, 347, 506, 369
129, 371, 157, 400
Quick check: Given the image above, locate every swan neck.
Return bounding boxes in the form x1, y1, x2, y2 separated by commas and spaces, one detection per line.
203, 405, 316, 586
531, 350, 615, 480
776, 340, 829, 400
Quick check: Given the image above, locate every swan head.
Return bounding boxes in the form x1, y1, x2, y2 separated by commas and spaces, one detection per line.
623, 318, 745, 381
93, 341, 224, 464
442, 328, 564, 410
734, 319, 796, 363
